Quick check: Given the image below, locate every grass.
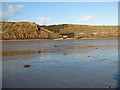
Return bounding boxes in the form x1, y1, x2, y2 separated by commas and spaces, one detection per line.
2, 22, 119, 40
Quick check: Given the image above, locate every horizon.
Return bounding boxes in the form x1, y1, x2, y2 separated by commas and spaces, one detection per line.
2, 21, 119, 26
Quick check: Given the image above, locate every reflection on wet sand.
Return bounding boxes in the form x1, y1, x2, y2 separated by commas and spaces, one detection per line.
2, 51, 47, 56
61, 45, 116, 49
2, 39, 118, 88
2, 44, 116, 56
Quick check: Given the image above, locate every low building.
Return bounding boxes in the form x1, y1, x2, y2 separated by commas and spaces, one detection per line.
101, 31, 108, 34
60, 33, 75, 39
79, 33, 85, 35
92, 32, 97, 35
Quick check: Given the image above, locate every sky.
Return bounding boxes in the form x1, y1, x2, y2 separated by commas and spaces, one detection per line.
1, 2, 118, 25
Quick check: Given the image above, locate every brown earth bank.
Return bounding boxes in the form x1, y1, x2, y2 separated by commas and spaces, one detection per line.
1, 22, 58, 40
1, 22, 119, 40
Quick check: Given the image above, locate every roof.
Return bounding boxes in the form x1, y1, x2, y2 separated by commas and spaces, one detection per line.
60, 33, 75, 35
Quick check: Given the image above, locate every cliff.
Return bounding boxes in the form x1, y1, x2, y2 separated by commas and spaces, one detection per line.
1, 22, 119, 40
1, 22, 58, 40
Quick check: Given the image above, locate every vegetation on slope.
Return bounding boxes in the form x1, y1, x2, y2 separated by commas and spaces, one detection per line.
59, 25, 118, 38
43, 24, 118, 38
41, 24, 71, 33
2, 22, 58, 40
1, 22, 119, 40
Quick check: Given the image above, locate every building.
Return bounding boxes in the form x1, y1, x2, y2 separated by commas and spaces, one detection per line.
60, 33, 75, 39
79, 33, 85, 35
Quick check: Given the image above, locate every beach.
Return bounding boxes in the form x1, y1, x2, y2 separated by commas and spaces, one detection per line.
2, 38, 118, 88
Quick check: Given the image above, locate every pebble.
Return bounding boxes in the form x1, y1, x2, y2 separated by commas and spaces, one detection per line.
38, 51, 41, 53
54, 45, 57, 47
24, 65, 30, 68
107, 86, 111, 88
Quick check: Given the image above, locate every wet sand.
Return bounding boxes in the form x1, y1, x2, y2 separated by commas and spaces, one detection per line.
2, 38, 118, 88
1, 37, 118, 41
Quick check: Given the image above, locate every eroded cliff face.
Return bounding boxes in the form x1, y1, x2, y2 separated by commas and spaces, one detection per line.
1, 22, 119, 40
1, 22, 57, 40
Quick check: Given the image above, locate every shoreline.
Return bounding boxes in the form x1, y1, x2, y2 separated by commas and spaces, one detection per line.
1, 39, 51, 41
1, 37, 118, 41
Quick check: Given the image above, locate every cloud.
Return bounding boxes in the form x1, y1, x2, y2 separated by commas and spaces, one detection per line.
8, 19, 31, 22
1, 4, 24, 21
59, 21, 68, 24
78, 16, 94, 23
7, 4, 24, 16
37, 17, 51, 24
7, 5, 16, 16
0, 11, 2, 20
16, 5, 24, 8
0, 11, 10, 21
8, 19, 30, 22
